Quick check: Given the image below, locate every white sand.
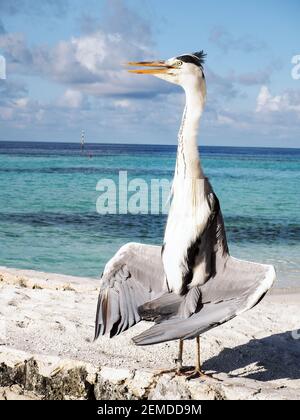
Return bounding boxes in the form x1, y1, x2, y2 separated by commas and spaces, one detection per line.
0, 266, 299, 399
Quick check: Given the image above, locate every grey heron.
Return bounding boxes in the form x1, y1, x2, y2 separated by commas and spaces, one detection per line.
94, 51, 276, 379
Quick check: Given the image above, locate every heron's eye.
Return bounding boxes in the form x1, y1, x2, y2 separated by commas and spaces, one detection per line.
176, 60, 183, 67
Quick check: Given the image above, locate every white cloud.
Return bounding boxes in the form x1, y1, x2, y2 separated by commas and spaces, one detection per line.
72, 32, 108, 74
256, 86, 281, 112
0, 25, 174, 98
59, 89, 83, 108
217, 114, 235, 125
256, 86, 300, 113
14, 97, 29, 108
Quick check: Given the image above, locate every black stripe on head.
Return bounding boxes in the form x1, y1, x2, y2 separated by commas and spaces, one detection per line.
177, 50, 206, 68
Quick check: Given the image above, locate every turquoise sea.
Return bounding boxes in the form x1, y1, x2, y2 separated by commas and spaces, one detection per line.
0, 141, 299, 287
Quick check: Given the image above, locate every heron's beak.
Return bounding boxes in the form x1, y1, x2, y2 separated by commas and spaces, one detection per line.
127, 61, 174, 75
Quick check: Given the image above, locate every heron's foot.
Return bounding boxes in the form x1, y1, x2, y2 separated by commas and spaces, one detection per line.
184, 368, 221, 382
153, 358, 185, 377
153, 367, 183, 377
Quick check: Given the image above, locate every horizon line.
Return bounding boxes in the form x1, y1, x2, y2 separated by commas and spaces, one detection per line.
0, 140, 300, 150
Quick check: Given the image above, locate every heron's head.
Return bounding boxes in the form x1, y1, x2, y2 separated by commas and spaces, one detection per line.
128, 51, 206, 97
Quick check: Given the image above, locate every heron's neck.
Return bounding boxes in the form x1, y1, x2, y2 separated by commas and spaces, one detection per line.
175, 87, 205, 179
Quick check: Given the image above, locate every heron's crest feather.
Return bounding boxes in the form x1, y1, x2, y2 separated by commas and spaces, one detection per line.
192, 51, 207, 65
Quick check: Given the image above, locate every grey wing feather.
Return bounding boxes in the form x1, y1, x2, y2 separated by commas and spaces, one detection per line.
94, 243, 165, 339
138, 286, 202, 321
133, 256, 276, 345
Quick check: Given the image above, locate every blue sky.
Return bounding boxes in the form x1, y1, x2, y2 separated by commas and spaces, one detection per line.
0, 0, 299, 147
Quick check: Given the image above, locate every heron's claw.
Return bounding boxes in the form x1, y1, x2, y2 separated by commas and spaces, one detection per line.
184, 368, 221, 381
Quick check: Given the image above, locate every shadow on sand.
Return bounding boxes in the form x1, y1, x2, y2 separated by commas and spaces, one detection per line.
203, 330, 300, 381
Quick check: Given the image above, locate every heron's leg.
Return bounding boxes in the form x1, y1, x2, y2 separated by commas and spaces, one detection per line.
154, 339, 185, 377
174, 339, 184, 371
185, 337, 221, 381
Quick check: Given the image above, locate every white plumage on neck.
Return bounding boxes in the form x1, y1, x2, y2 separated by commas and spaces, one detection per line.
162, 77, 209, 294
175, 79, 206, 180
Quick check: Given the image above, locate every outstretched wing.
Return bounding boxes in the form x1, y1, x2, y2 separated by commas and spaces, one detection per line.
133, 256, 276, 345
94, 243, 166, 339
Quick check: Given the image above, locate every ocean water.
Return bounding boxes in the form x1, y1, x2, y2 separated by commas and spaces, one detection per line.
0, 141, 299, 288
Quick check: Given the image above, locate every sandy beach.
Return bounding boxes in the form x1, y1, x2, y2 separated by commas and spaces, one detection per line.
0, 265, 299, 400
